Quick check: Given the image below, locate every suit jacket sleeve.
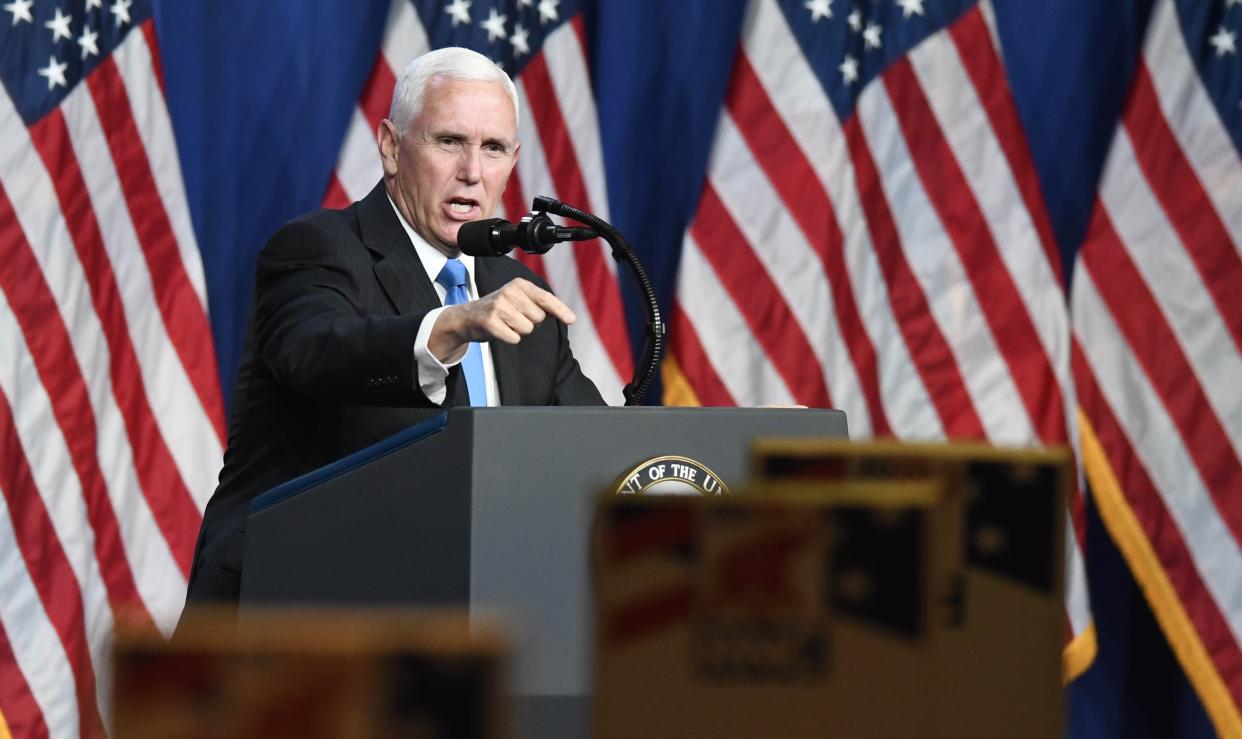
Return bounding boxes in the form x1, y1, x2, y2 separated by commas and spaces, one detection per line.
253, 218, 439, 407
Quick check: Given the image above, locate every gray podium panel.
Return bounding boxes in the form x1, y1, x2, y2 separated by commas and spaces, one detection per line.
241, 407, 847, 738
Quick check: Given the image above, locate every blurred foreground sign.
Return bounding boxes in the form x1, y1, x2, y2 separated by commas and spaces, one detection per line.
112, 609, 509, 739
593, 441, 1069, 739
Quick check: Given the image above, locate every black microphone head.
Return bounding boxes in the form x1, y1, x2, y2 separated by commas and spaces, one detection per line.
456, 218, 512, 257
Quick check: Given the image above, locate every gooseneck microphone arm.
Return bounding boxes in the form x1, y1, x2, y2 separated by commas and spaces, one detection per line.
530, 196, 664, 407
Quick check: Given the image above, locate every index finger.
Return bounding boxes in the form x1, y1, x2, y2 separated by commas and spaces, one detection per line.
517, 280, 576, 325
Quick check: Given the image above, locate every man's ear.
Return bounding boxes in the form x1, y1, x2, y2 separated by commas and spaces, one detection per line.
377, 119, 400, 177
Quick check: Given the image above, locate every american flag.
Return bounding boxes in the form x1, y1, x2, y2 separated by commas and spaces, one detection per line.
663, 0, 1095, 683
0, 0, 225, 737
664, 0, 1242, 733
2, 0, 1241, 735
1072, 0, 1242, 732
324, 0, 633, 405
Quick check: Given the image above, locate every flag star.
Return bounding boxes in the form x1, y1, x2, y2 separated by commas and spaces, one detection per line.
481, 7, 507, 41
510, 23, 530, 56
110, 0, 131, 27
805, 0, 832, 22
4, 0, 32, 25
38, 55, 68, 89
85, 0, 101, 8
839, 54, 859, 84
537, 0, 558, 24
897, 0, 925, 17
863, 22, 882, 49
1229, 0, 1242, 7
1210, 26, 1237, 56
517, 0, 533, 6
445, 0, 471, 26
45, 7, 73, 42
847, 9, 862, 31
78, 26, 99, 58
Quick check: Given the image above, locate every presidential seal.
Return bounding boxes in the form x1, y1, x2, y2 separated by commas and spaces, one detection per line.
614, 455, 731, 496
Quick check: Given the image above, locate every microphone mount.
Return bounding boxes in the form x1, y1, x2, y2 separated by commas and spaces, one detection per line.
460, 213, 596, 257
517, 212, 597, 255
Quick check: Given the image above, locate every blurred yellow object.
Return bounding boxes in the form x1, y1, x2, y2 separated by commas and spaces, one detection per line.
112, 608, 509, 739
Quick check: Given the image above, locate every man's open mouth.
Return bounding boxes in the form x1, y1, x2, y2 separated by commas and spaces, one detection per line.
447, 198, 479, 215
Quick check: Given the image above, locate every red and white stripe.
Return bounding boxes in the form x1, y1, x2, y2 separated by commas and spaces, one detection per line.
670, 0, 1093, 652
1073, 0, 1242, 728
0, 19, 224, 738
325, 1, 631, 403
326, 0, 429, 207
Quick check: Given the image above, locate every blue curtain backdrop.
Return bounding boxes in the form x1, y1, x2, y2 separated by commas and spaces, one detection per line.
152, 2, 1217, 735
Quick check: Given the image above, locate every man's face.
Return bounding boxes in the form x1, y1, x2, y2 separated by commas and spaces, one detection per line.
381, 75, 519, 255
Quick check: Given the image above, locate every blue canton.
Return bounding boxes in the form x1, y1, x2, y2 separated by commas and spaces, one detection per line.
410, 0, 578, 78
1175, 0, 1242, 153
775, 0, 976, 120
0, 0, 151, 125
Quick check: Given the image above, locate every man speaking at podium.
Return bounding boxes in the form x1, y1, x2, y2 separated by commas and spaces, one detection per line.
184, 47, 604, 605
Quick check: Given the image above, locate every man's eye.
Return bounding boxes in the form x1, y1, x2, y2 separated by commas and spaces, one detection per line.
483, 144, 507, 157
437, 138, 464, 150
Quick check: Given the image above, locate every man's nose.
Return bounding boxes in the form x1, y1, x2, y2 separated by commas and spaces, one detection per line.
456, 146, 483, 183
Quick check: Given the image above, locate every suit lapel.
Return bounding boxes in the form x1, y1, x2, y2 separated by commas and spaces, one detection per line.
476, 259, 521, 405
357, 181, 440, 316
359, 182, 519, 406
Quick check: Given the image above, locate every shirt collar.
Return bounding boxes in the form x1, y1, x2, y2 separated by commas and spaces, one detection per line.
386, 191, 477, 293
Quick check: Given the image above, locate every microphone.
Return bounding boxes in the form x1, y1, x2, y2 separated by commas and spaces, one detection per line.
457, 213, 597, 257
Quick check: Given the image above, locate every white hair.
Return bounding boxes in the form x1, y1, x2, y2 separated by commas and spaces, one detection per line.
388, 47, 520, 134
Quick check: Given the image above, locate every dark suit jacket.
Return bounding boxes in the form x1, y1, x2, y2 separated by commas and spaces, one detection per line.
185, 181, 604, 604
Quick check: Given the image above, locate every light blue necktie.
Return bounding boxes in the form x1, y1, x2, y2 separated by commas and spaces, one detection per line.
435, 259, 487, 406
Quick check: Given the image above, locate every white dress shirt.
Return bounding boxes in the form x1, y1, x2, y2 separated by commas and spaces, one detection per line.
388, 195, 499, 406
